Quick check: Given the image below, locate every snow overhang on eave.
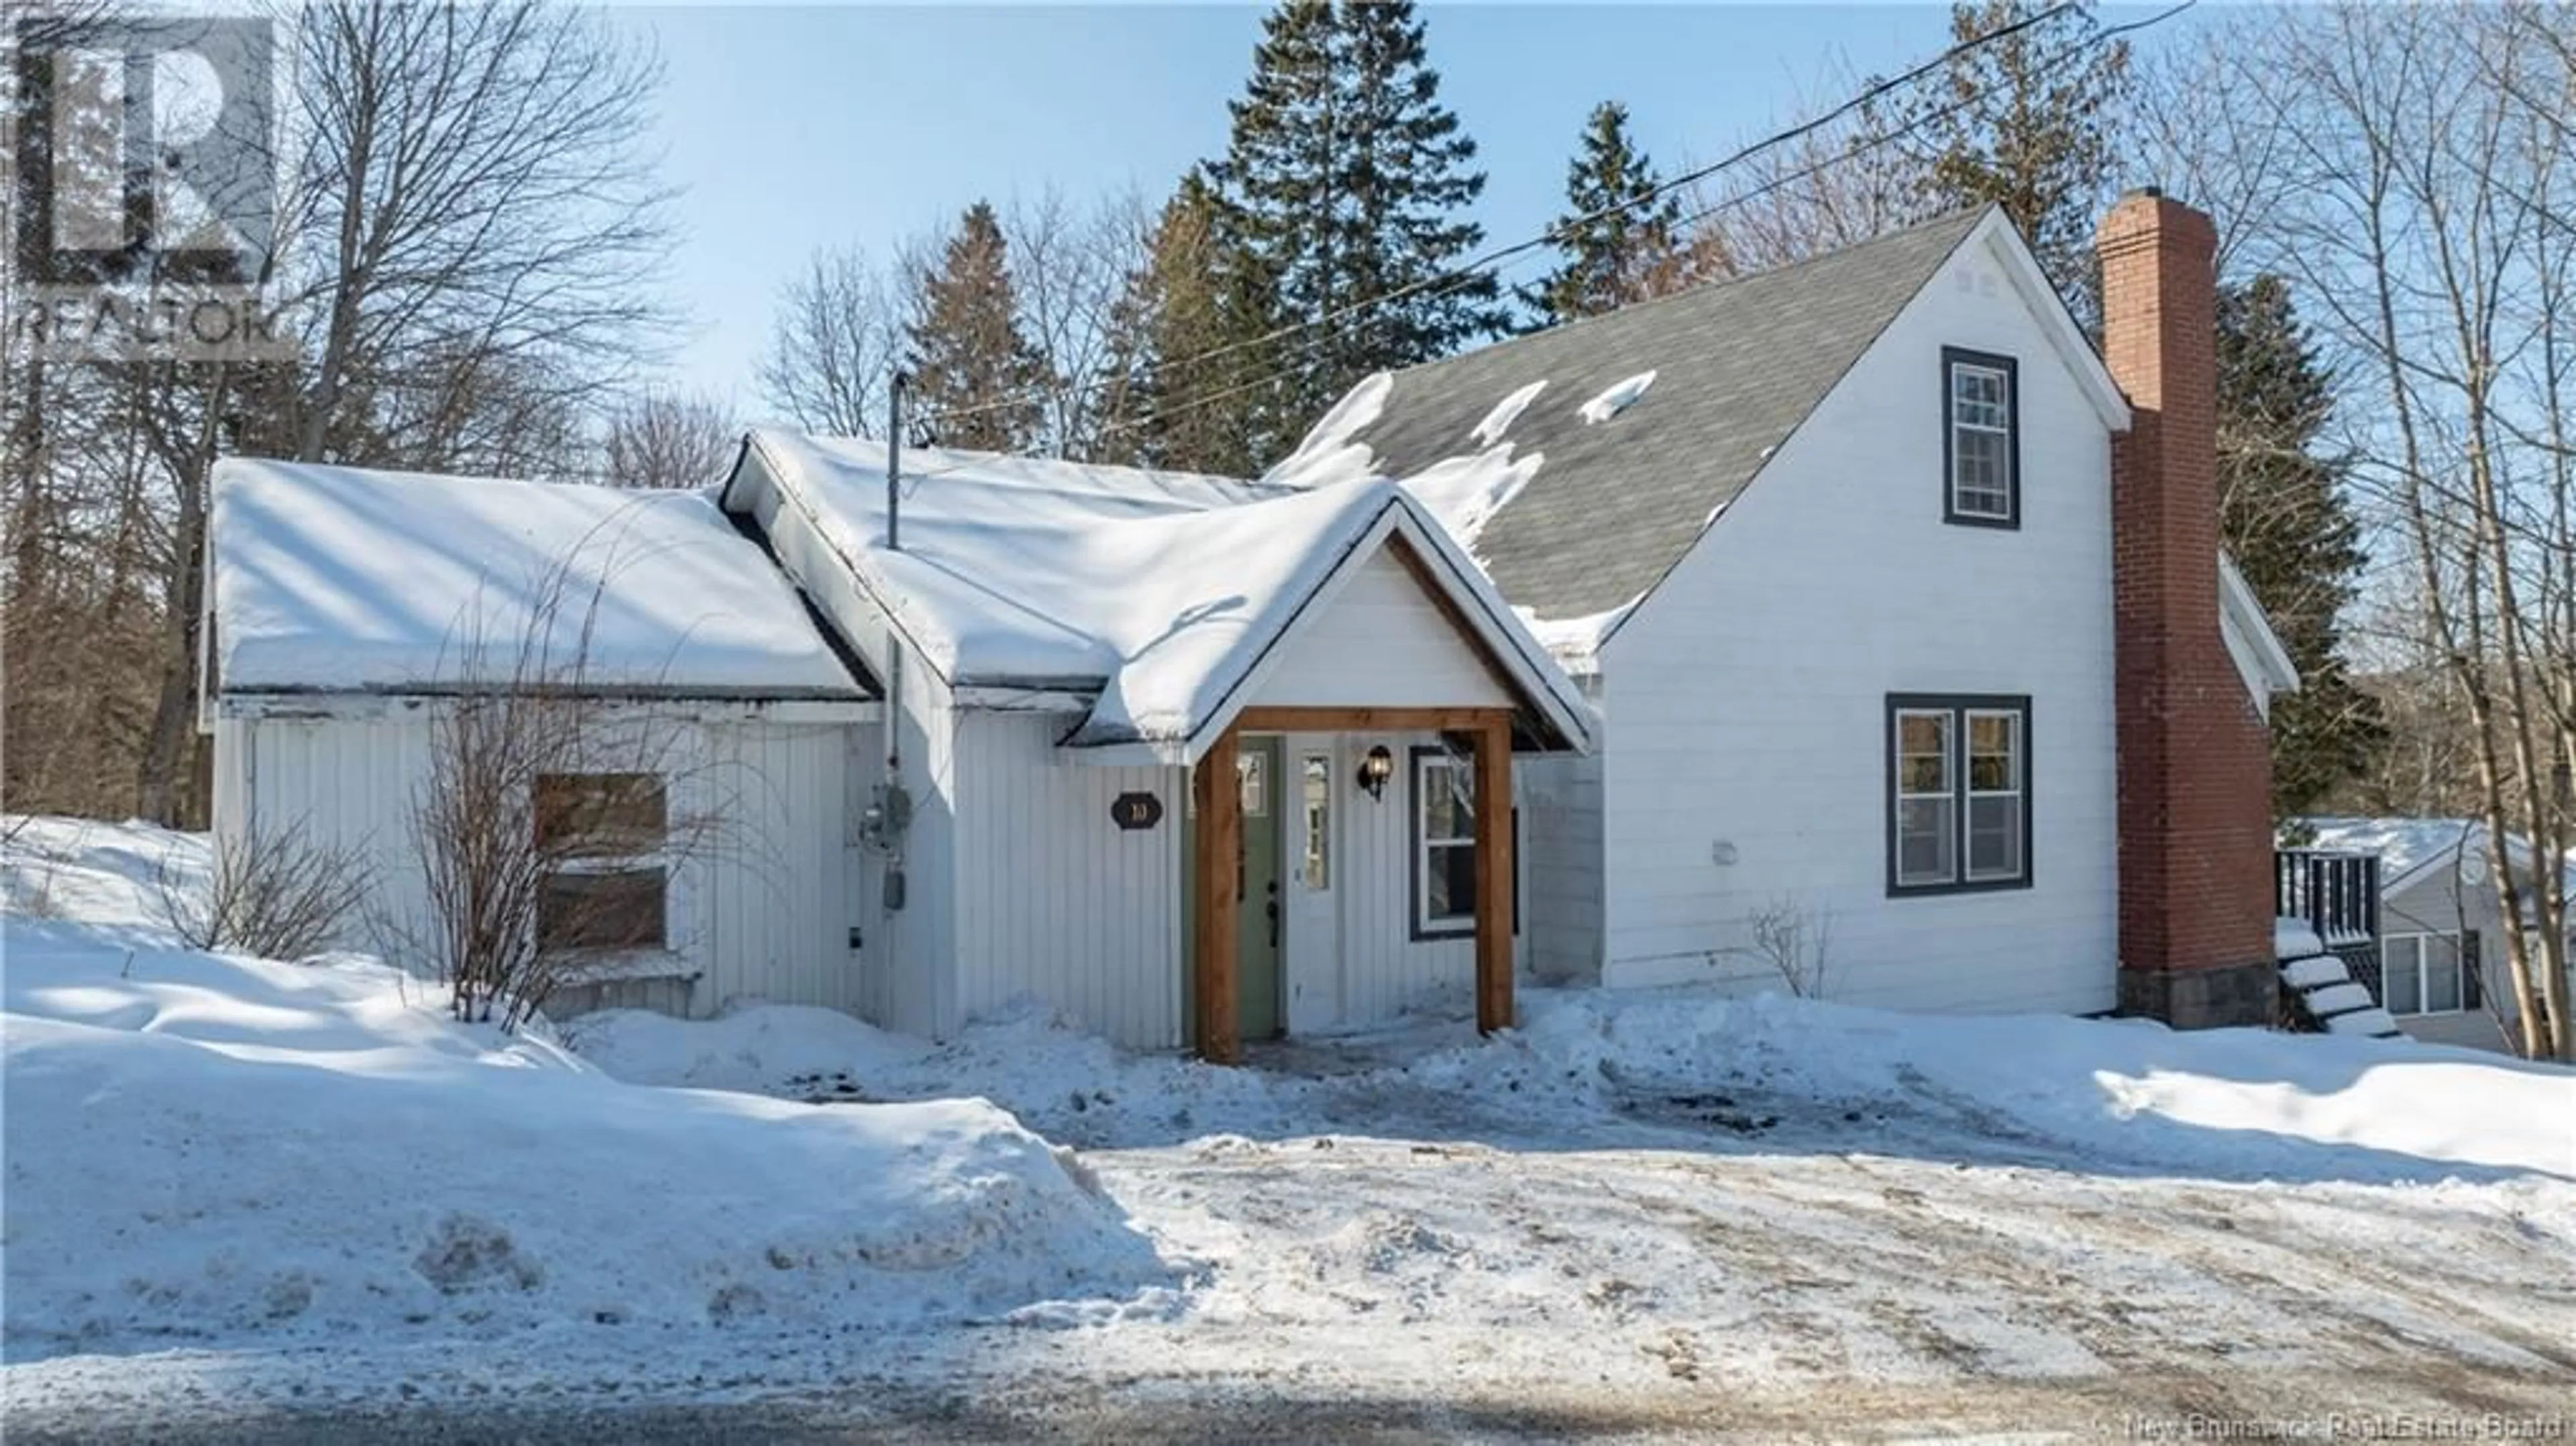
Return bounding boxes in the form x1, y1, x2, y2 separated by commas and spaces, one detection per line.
2220, 554, 2300, 721
214, 688, 881, 724
1063, 499, 1602, 770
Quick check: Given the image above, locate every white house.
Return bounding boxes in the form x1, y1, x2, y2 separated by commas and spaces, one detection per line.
2297, 817, 2576, 1053
1274, 193, 2297, 1028
204, 191, 2295, 1056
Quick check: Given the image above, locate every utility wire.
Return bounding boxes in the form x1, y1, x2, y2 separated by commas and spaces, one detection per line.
1088, 0, 2193, 449
916, 0, 2090, 436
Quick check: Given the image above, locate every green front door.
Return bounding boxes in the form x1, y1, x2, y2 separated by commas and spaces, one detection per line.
1236, 737, 1285, 1040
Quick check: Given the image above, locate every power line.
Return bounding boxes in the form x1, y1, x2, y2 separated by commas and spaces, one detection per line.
916, 1, 2087, 437
1090, 0, 2192, 450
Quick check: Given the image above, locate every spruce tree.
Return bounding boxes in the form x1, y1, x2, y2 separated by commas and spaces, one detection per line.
1902, 0, 2131, 319
2215, 274, 2381, 817
1097, 170, 1278, 476
1523, 101, 1682, 327
905, 201, 1051, 453
1205, 0, 1501, 449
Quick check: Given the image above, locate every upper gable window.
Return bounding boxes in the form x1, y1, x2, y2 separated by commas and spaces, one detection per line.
1943, 348, 2019, 528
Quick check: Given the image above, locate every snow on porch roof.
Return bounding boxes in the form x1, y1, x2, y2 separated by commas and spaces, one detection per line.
725, 430, 1597, 760
210, 458, 869, 700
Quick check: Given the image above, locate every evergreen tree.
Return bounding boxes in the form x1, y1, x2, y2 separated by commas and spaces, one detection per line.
1523, 101, 1682, 327
1902, 0, 2131, 319
1204, 0, 1501, 449
905, 201, 1052, 453
2215, 274, 2382, 817
1097, 171, 1279, 476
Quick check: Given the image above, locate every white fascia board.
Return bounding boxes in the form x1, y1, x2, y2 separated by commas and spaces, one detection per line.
1972, 211, 2132, 432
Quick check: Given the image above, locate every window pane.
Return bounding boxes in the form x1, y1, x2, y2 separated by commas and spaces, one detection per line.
1897, 713, 1950, 792
1953, 430, 2009, 515
1953, 366, 2008, 427
1419, 758, 1474, 843
535, 773, 665, 856
1426, 841, 1477, 922
1238, 752, 1267, 817
538, 868, 666, 951
1301, 755, 1330, 889
1968, 794, 2021, 879
2382, 941, 2422, 1014
2424, 935, 2463, 1012
1968, 713, 2018, 788
1898, 797, 1955, 884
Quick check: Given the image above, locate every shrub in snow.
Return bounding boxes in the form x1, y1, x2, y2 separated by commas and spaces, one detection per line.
157, 816, 374, 961
402, 557, 726, 1031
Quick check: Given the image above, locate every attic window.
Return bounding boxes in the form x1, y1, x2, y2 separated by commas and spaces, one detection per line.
1942, 348, 2019, 528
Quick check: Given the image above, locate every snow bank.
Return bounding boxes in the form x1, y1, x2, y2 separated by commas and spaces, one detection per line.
579, 986, 2575, 1186
2, 829, 1174, 1361
1499, 990, 2573, 1180
211, 458, 861, 697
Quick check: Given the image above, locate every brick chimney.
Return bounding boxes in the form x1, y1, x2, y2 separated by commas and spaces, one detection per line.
2096, 189, 2278, 1029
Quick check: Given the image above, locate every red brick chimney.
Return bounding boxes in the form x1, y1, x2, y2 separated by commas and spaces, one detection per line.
2096, 189, 2278, 1029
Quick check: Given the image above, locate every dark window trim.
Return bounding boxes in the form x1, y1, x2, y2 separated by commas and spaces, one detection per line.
1405, 743, 1519, 943
1884, 692, 2034, 898
1941, 347, 2021, 530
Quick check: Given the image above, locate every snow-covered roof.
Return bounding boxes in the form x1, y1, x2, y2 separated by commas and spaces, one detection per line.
210, 459, 867, 699
2293, 817, 2575, 897
724, 431, 1597, 762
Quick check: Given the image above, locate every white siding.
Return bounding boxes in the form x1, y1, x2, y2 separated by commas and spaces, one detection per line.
1250, 547, 1510, 709
1594, 230, 2121, 1015
1329, 731, 1477, 1025
1521, 742, 1605, 984
949, 711, 1189, 1049
216, 703, 868, 1020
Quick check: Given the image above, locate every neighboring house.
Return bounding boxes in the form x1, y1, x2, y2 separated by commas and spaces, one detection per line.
2296, 817, 2576, 1053
203, 191, 2294, 1057
1274, 194, 2296, 1027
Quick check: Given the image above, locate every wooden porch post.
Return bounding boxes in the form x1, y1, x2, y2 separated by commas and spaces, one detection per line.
1474, 711, 1515, 1035
1193, 727, 1242, 1064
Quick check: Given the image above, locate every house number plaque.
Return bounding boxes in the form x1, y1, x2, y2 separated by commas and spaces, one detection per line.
1110, 791, 1164, 831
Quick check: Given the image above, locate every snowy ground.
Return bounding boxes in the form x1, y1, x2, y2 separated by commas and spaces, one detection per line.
7, 818, 2574, 1441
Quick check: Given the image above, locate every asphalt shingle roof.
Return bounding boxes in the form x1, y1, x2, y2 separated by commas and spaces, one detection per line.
1346, 207, 1992, 622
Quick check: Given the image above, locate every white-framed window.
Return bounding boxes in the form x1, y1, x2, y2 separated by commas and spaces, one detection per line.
1411, 747, 1477, 937
1299, 753, 1330, 890
534, 772, 668, 951
1888, 695, 2032, 895
1943, 348, 2019, 527
2380, 931, 2469, 1017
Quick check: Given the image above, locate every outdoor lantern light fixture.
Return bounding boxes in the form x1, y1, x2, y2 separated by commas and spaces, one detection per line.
1358, 745, 1395, 801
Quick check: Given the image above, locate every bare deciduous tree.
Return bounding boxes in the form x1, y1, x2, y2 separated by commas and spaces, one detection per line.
2234, 5, 2573, 1059
602, 389, 739, 489
758, 244, 904, 437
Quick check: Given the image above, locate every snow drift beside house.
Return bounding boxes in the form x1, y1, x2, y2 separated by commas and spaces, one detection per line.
0, 821, 1175, 1360
210, 458, 863, 697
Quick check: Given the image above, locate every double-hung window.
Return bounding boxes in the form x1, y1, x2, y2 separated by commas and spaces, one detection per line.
534, 772, 669, 951
1943, 348, 2019, 527
1887, 695, 2031, 895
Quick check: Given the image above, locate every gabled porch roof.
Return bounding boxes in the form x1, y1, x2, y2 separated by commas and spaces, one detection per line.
721, 430, 1598, 765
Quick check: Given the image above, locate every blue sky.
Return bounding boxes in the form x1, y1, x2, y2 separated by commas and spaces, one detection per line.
617, 5, 2147, 412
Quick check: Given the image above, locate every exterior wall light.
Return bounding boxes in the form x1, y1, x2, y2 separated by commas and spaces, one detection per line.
1358, 744, 1395, 801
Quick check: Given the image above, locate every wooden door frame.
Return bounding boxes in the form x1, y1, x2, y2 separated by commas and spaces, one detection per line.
1192, 708, 1516, 1063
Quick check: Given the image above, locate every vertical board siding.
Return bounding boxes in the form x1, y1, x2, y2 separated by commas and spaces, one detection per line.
950, 712, 1187, 1049
1520, 745, 1605, 984
1332, 731, 1475, 1025
1252, 548, 1513, 709
225, 707, 868, 1021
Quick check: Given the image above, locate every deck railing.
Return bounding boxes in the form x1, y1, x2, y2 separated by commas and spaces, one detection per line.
2275, 848, 2382, 950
